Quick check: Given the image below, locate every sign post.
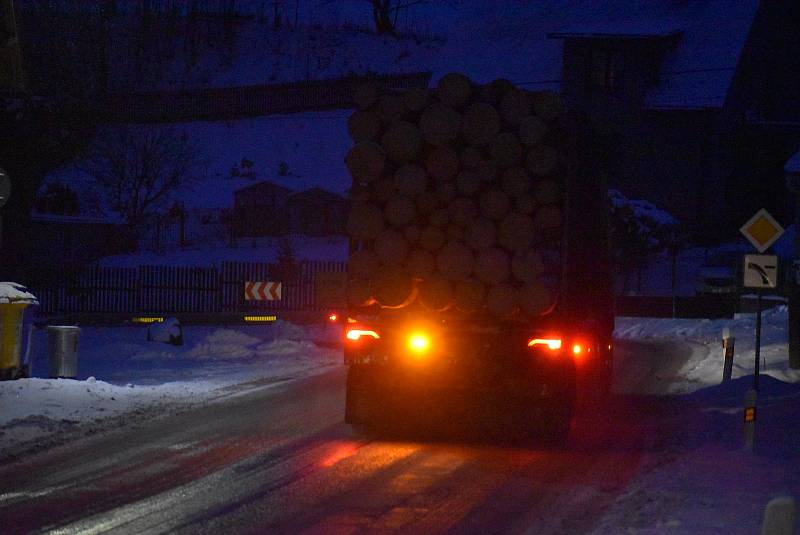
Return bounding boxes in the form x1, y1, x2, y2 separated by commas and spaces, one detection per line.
740, 209, 784, 391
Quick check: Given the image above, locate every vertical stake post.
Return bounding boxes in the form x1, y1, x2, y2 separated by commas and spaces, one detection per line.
744, 387, 757, 451
754, 292, 762, 391
722, 328, 735, 383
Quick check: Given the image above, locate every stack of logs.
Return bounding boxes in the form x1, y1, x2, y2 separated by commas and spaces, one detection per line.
345, 73, 566, 318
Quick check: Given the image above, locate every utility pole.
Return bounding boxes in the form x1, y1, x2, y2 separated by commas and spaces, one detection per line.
785, 156, 800, 369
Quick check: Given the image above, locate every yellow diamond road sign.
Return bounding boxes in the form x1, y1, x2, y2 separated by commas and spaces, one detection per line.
740, 209, 784, 253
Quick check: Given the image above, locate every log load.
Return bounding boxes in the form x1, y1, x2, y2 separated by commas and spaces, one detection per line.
344, 73, 567, 317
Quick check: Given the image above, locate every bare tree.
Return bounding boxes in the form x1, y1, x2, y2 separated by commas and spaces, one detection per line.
85, 127, 197, 241
324, 0, 436, 35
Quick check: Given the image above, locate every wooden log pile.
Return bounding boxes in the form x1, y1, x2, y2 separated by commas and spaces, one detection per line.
345, 73, 566, 318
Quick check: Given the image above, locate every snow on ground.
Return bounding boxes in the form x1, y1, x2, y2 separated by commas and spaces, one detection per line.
615, 305, 800, 393
0, 320, 343, 457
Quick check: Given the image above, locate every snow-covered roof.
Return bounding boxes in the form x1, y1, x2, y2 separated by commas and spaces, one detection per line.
547, 19, 683, 39
785, 149, 800, 174
436, 0, 758, 110
0, 282, 38, 305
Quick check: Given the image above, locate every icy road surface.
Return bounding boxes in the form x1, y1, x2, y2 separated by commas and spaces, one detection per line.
2, 339, 798, 534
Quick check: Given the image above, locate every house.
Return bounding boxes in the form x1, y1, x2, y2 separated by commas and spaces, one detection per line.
26, 213, 132, 269
545, 1, 800, 242
287, 187, 348, 236
232, 180, 292, 237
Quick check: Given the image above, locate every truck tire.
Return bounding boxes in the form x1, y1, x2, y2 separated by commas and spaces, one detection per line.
345, 365, 381, 431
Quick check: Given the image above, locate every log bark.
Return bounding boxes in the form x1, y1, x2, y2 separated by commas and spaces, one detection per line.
436, 240, 474, 280
377, 93, 405, 123
347, 279, 375, 307
348, 249, 380, 280
419, 276, 454, 311
429, 207, 450, 227
426, 145, 460, 182
526, 145, 559, 177
404, 224, 421, 244
372, 266, 415, 307
490, 132, 523, 168
420, 103, 461, 146
456, 169, 482, 196
479, 189, 511, 220
460, 145, 483, 169
497, 212, 535, 252
405, 248, 436, 279
354, 81, 379, 110
534, 206, 562, 230
487, 283, 518, 317
465, 218, 496, 251
419, 225, 446, 251
415, 190, 439, 215
369, 175, 397, 203
519, 115, 547, 146
461, 102, 500, 146
500, 88, 531, 125
346, 202, 385, 240
346, 142, 386, 184
500, 167, 531, 197
533, 179, 562, 205
395, 164, 428, 197
515, 194, 536, 215
519, 282, 553, 316
448, 197, 478, 227
475, 161, 498, 182
347, 109, 381, 142
381, 121, 422, 163
374, 229, 409, 265
474, 247, 511, 284
436, 72, 472, 108
403, 86, 430, 112
436, 180, 457, 203
454, 278, 486, 312
385, 196, 416, 227
481, 78, 514, 106
446, 224, 465, 241
511, 249, 544, 284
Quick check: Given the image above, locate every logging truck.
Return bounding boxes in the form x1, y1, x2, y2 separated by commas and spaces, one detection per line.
341, 74, 614, 442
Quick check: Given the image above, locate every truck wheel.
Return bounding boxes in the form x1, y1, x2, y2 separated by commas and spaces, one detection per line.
345, 365, 380, 430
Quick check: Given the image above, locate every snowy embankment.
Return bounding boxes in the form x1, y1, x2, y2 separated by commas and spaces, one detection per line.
0, 321, 342, 458
597, 307, 800, 535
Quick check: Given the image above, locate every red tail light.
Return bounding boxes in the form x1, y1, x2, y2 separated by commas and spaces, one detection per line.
345, 328, 380, 341
527, 338, 562, 350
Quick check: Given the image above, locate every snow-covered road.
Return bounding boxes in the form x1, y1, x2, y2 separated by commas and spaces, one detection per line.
1, 313, 799, 533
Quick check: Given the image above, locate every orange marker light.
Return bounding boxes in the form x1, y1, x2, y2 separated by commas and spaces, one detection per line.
408, 332, 431, 356
345, 329, 380, 341
528, 338, 562, 350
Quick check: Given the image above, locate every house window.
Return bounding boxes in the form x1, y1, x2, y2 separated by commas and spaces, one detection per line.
589, 48, 617, 88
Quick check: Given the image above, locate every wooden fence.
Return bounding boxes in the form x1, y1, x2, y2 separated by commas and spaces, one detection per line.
30, 261, 347, 315
102, 72, 432, 123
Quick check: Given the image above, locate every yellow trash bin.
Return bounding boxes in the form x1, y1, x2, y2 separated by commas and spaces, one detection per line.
0, 282, 39, 380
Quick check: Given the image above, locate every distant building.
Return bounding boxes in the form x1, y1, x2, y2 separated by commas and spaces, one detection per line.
27, 213, 131, 268
547, 1, 800, 241
287, 187, 347, 236
232, 180, 292, 237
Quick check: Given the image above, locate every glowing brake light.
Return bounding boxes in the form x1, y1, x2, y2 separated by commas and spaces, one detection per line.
528, 338, 562, 350
572, 343, 583, 355
328, 313, 338, 322
345, 329, 380, 341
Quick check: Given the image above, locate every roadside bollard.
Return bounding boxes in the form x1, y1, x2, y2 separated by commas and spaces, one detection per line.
744, 388, 757, 451
722, 328, 735, 383
761, 495, 796, 535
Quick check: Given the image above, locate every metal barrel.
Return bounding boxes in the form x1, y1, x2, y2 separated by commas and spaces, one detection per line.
47, 326, 80, 379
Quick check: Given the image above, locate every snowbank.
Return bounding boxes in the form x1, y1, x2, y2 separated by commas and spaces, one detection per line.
0, 321, 343, 457
0, 282, 38, 304
615, 306, 800, 393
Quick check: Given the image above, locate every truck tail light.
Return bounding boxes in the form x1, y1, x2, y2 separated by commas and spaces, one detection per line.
407, 332, 431, 358
527, 338, 562, 350
345, 328, 380, 341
